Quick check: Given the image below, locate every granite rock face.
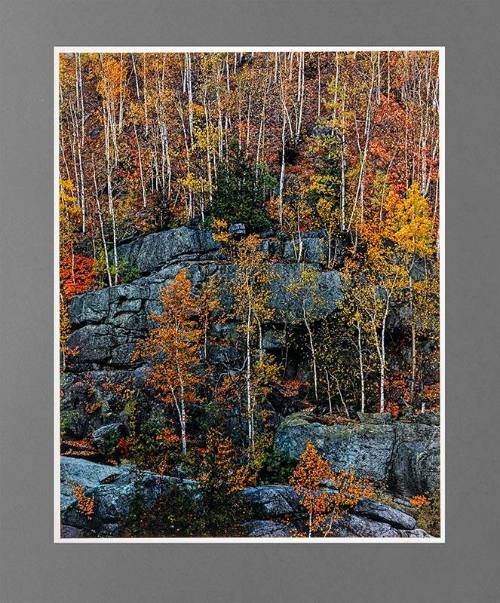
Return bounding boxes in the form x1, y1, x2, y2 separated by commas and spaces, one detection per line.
268, 263, 342, 318
67, 263, 222, 369
66, 227, 343, 372
117, 226, 220, 275
60, 226, 439, 530
353, 498, 416, 530
274, 413, 395, 483
283, 232, 328, 264
274, 412, 439, 496
334, 514, 412, 538
388, 421, 440, 495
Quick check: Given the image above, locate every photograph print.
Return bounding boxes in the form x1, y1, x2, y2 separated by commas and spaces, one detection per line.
57, 48, 442, 541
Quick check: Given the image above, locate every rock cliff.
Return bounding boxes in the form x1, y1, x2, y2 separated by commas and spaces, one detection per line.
66, 227, 342, 371
60, 225, 440, 524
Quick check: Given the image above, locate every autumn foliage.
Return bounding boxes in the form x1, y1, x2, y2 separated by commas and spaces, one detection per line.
133, 269, 203, 455
290, 442, 374, 537
59, 251, 97, 300
59, 51, 440, 538
71, 483, 94, 520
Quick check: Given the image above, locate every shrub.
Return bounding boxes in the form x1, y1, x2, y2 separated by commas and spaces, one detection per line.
254, 447, 297, 484
411, 492, 440, 536
125, 485, 206, 537
197, 428, 252, 536
60, 409, 87, 439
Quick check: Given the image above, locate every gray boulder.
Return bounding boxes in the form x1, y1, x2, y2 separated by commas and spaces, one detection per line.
332, 508, 430, 538
228, 223, 246, 237
334, 514, 404, 537
68, 288, 110, 326
268, 264, 343, 318
398, 528, 433, 538
67, 262, 222, 368
283, 233, 327, 264
274, 412, 440, 496
65, 227, 344, 373
60, 458, 431, 538
66, 324, 116, 364
206, 262, 342, 320
353, 498, 416, 530
60, 457, 197, 535
240, 485, 300, 517
66, 260, 343, 371
241, 489, 431, 538
243, 514, 429, 538
274, 413, 394, 483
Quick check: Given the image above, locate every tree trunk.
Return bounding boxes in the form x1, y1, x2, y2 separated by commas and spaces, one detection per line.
92, 156, 112, 287
334, 374, 349, 418
180, 413, 187, 455
409, 274, 417, 406
102, 103, 118, 284
246, 305, 254, 452
357, 320, 366, 413
380, 314, 387, 413
371, 310, 387, 414
278, 112, 286, 224
176, 359, 188, 455
324, 369, 332, 414
303, 306, 318, 401
340, 89, 346, 231
133, 122, 147, 208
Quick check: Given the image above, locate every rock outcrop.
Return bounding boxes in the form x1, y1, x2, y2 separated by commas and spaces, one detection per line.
352, 498, 416, 530
274, 412, 439, 496
117, 226, 221, 275
60, 225, 439, 534
66, 227, 343, 372
243, 520, 293, 537
60, 458, 430, 538
333, 514, 421, 538
61, 226, 344, 447
389, 421, 440, 495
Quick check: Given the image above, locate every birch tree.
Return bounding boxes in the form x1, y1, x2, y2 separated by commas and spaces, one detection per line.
231, 235, 275, 453
134, 269, 203, 455
287, 266, 325, 402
